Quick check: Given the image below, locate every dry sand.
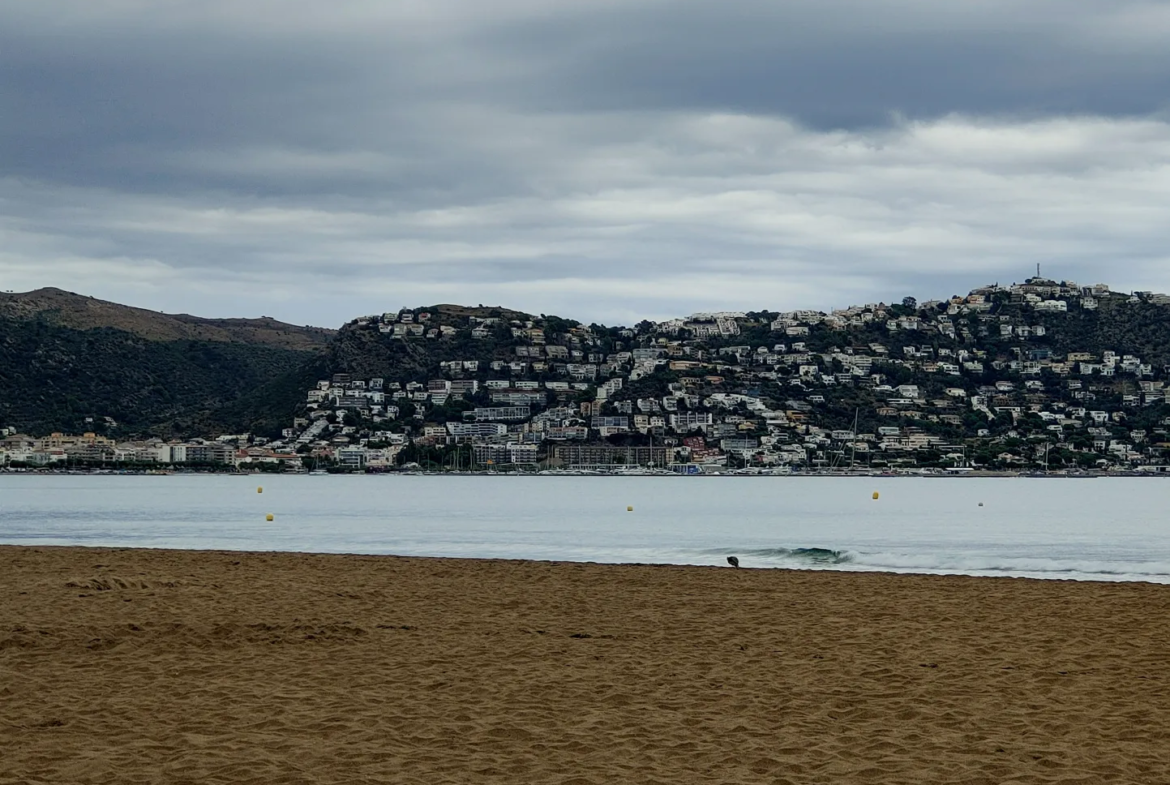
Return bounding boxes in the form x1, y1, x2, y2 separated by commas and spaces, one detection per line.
3, 545, 1170, 784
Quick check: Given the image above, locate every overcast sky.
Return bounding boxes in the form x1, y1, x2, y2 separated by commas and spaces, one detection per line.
3, 1, 1170, 327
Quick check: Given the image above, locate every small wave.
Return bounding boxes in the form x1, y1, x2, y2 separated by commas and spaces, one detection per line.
846, 551, 1170, 581
702, 547, 1170, 582
708, 547, 853, 565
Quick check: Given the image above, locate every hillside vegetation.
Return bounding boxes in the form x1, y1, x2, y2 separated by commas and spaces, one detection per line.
0, 289, 332, 436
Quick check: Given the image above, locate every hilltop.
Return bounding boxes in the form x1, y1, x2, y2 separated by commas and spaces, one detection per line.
0, 288, 334, 351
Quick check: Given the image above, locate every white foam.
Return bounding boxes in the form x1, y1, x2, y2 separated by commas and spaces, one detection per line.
795, 550, 1170, 583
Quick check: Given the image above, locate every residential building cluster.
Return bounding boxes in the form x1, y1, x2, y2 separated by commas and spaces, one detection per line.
274, 278, 1170, 473
0, 429, 312, 469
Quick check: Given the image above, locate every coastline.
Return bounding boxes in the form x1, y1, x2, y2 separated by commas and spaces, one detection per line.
0, 466, 1163, 477
4, 545, 1170, 783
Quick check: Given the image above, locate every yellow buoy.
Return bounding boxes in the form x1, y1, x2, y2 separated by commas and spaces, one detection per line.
257, 486, 263, 494
872, 491, 879, 500
627, 506, 633, 512
266, 513, 274, 521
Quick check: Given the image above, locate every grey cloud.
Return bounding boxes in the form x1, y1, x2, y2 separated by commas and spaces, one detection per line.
6, 109, 1170, 324
3, 1, 1170, 326
461, 0, 1170, 126
7, 1, 1170, 173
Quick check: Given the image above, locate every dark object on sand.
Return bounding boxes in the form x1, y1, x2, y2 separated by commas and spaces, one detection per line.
727, 556, 740, 568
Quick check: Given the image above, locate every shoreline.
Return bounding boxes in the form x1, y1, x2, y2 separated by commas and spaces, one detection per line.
2, 542, 1170, 587
2, 543, 1167, 586
4, 541, 1170, 583
4, 545, 1170, 783
0, 467, 1161, 477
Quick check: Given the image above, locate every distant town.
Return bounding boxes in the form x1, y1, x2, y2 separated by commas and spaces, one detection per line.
7, 275, 1170, 476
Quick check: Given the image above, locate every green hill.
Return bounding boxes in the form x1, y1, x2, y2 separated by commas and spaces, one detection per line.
0, 289, 333, 437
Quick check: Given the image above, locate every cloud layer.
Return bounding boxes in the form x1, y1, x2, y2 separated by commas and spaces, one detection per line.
3, 1, 1169, 325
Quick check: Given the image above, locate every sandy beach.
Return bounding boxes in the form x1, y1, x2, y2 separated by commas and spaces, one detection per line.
2, 546, 1169, 784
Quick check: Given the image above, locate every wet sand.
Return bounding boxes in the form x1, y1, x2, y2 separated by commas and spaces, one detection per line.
3, 545, 1170, 784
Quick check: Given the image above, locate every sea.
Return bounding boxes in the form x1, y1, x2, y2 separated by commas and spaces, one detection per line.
2, 474, 1169, 583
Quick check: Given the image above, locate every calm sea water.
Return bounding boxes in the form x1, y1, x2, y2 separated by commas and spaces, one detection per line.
1, 475, 1169, 583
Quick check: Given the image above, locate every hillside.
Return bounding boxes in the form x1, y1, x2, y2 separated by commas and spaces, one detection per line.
0, 289, 334, 351
213, 305, 555, 435
233, 282, 1170, 472
0, 289, 333, 437
11, 281, 1170, 474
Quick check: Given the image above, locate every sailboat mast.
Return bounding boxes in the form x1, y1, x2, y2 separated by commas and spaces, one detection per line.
849, 407, 859, 470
